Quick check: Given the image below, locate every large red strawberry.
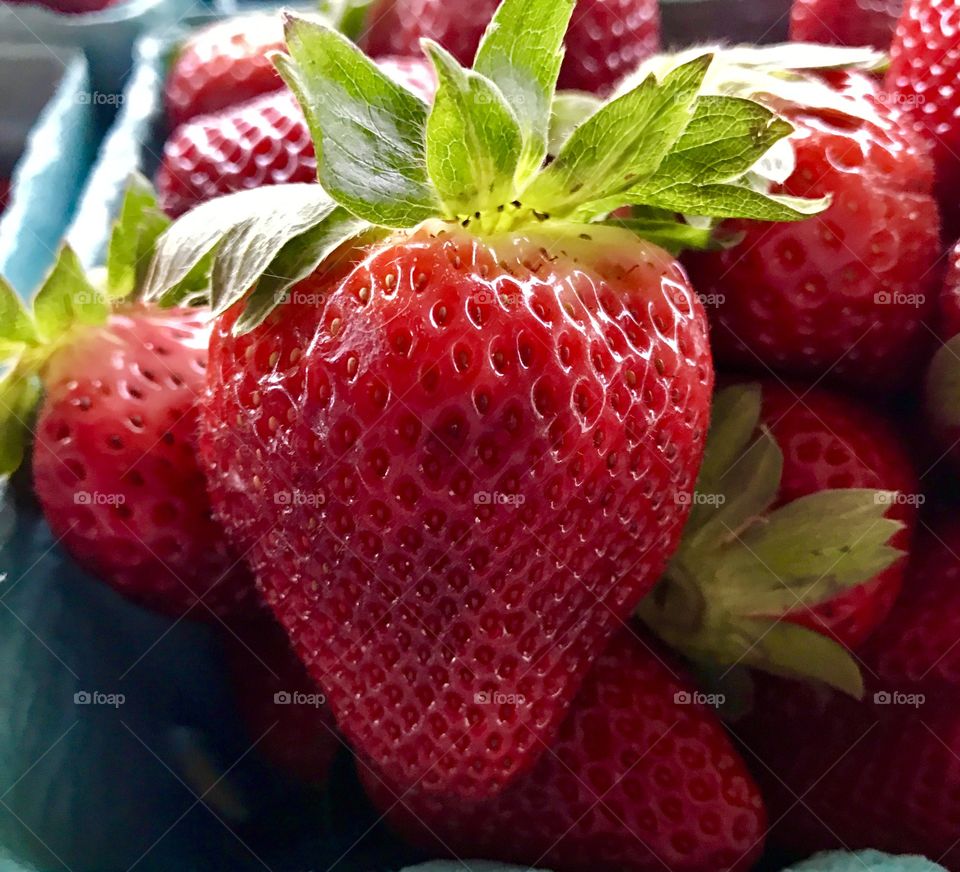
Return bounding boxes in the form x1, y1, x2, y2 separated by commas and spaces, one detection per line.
362, 628, 767, 872
363, 0, 659, 94
790, 0, 903, 48
0, 180, 255, 619
155, 55, 436, 217
886, 0, 960, 233
226, 616, 339, 783
685, 72, 941, 392
144, 1, 830, 797
735, 515, 960, 865
638, 382, 911, 696
164, 13, 287, 130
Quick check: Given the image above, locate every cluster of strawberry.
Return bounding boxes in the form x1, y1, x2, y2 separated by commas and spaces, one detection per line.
3, 0, 960, 870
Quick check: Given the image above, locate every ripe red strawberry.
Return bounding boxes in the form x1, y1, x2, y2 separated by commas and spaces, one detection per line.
362, 629, 767, 872
736, 515, 960, 865
759, 381, 918, 647
790, 0, 902, 48
155, 56, 436, 218
363, 0, 660, 94
144, 4, 830, 798
0, 182, 256, 619
226, 617, 339, 783
886, 0, 960, 233
164, 13, 286, 130
686, 72, 941, 391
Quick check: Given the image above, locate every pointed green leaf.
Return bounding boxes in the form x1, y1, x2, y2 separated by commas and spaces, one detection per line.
424, 41, 523, 217
925, 335, 960, 432
631, 180, 830, 221
277, 15, 439, 227
0, 365, 40, 477
650, 96, 794, 186
549, 91, 600, 155
142, 184, 333, 307
735, 618, 865, 698
0, 277, 37, 350
33, 247, 108, 343
603, 217, 716, 255
234, 209, 373, 334
105, 174, 171, 301
472, 0, 574, 184
523, 54, 711, 219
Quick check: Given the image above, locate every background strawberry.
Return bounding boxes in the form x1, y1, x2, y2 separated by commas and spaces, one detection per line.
155, 55, 435, 217
362, 629, 767, 872
4, 0, 118, 13
758, 381, 918, 648
164, 13, 286, 130
886, 0, 960, 233
790, 0, 902, 48
735, 515, 960, 865
0, 180, 255, 620
363, 0, 660, 94
144, 3, 830, 801
226, 617, 339, 783
924, 239, 960, 471
685, 72, 941, 392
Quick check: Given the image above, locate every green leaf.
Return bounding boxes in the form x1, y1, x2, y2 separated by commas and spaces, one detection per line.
105, 174, 170, 301
0, 365, 40, 477
234, 209, 373, 334
650, 96, 794, 186
277, 15, 439, 227
925, 335, 960, 432
631, 180, 830, 221
472, 0, 574, 184
32, 247, 108, 343
605, 216, 717, 254
424, 41, 523, 217
142, 185, 333, 308
549, 91, 600, 155
524, 54, 711, 219
0, 277, 37, 350
734, 618, 865, 698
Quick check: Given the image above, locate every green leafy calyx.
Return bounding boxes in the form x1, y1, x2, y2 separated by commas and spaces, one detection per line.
638, 384, 905, 699
144, 0, 831, 329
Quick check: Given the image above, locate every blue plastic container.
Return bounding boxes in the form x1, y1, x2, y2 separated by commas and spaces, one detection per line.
0, 45, 95, 298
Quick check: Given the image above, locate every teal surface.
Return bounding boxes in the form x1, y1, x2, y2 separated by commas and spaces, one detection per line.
0, 49, 95, 298
784, 851, 948, 872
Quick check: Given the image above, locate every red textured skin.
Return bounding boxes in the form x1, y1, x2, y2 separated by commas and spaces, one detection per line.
199, 227, 714, 798
155, 57, 436, 218
4, 0, 117, 13
32, 308, 256, 619
736, 517, 960, 866
685, 74, 940, 392
227, 617, 339, 783
790, 0, 902, 48
164, 14, 286, 130
887, 0, 960, 233
756, 381, 918, 648
362, 629, 767, 872
363, 0, 660, 95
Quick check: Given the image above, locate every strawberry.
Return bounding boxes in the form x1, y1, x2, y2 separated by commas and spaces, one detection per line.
361, 629, 767, 872
639, 383, 909, 697
144, 1, 830, 797
886, 0, 960, 233
790, 0, 903, 48
226, 616, 339, 783
735, 514, 960, 865
0, 179, 255, 619
155, 55, 436, 218
685, 71, 941, 392
4, 0, 118, 13
0, 177, 10, 214
363, 0, 660, 94
924, 238, 960, 471
164, 13, 286, 130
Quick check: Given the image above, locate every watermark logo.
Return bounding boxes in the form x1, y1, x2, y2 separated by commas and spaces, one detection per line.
74, 690, 125, 708
74, 491, 125, 507
474, 491, 526, 507
674, 690, 726, 708
78, 91, 124, 107
474, 691, 527, 705
874, 491, 926, 507
873, 690, 924, 709
274, 490, 325, 507
874, 291, 926, 308
273, 690, 326, 708
676, 491, 726, 507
